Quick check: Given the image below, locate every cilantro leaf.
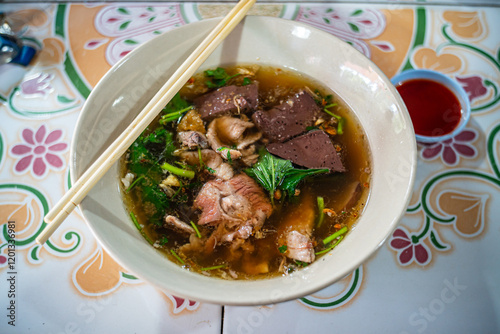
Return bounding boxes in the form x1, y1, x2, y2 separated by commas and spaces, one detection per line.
205, 67, 241, 88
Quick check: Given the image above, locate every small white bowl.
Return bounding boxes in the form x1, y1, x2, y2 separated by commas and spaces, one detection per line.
391, 69, 471, 143
71, 16, 416, 305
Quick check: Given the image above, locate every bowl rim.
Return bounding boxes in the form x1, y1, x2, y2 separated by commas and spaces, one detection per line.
391, 68, 471, 144
70, 15, 417, 305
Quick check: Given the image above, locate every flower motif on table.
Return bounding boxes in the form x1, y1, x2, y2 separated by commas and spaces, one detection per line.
442, 11, 485, 40
295, 6, 386, 58
438, 190, 488, 238
389, 227, 431, 266
19, 73, 54, 98
10, 124, 68, 178
412, 47, 462, 74
420, 129, 478, 166
0, 183, 82, 268
163, 293, 200, 314
93, 4, 187, 65
73, 244, 137, 296
456, 76, 488, 102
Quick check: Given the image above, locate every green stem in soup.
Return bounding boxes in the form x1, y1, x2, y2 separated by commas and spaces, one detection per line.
190, 221, 202, 238
316, 196, 325, 227
200, 264, 227, 271
159, 105, 194, 124
170, 249, 185, 265
315, 235, 344, 255
160, 162, 195, 179
323, 226, 348, 245
126, 174, 144, 193
130, 212, 154, 245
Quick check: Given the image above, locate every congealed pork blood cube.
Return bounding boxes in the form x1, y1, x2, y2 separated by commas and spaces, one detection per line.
251, 90, 321, 143
194, 84, 259, 121
266, 130, 346, 172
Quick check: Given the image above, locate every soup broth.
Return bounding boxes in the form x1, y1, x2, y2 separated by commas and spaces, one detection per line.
121, 65, 371, 279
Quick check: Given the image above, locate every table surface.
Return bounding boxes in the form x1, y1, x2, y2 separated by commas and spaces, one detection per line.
0, 2, 499, 333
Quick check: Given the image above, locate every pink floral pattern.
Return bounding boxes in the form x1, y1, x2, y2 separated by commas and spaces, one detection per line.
20, 73, 54, 98
10, 125, 68, 178
296, 7, 386, 57
420, 129, 477, 166
389, 227, 431, 266
93, 4, 186, 65
164, 293, 200, 314
456, 75, 488, 102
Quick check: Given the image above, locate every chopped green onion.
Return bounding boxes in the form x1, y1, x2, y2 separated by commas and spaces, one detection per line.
316, 196, 325, 227
130, 211, 141, 230
170, 249, 185, 264
217, 147, 233, 163
322, 109, 345, 135
315, 235, 344, 255
130, 212, 154, 245
190, 221, 202, 238
242, 77, 252, 85
159, 106, 193, 124
278, 245, 288, 254
160, 162, 195, 179
200, 264, 226, 271
337, 117, 345, 135
126, 174, 144, 193
295, 260, 308, 267
198, 147, 216, 174
159, 236, 168, 246
322, 226, 348, 245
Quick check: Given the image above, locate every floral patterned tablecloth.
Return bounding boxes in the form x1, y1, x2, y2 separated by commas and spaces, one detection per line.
0, 2, 499, 333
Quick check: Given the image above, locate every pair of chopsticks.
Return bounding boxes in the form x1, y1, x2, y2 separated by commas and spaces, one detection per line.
36, 0, 256, 244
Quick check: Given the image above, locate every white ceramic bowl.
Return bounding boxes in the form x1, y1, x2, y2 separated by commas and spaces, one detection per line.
71, 16, 417, 305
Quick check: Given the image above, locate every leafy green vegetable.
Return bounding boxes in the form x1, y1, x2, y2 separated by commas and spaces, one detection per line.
126, 127, 178, 220
242, 77, 252, 86
204, 67, 240, 88
161, 92, 191, 115
244, 152, 292, 204
295, 260, 309, 267
245, 152, 329, 203
280, 168, 329, 196
278, 245, 288, 254
159, 236, 169, 246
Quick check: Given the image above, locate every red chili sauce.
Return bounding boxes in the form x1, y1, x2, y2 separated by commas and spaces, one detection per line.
396, 79, 462, 137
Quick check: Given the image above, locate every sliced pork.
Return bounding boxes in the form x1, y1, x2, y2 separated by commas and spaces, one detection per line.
194, 173, 272, 246
177, 131, 208, 149
178, 149, 234, 180
277, 191, 316, 263
164, 215, 195, 236
206, 116, 262, 165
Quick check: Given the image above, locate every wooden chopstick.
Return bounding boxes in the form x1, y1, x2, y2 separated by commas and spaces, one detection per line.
36, 0, 256, 245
